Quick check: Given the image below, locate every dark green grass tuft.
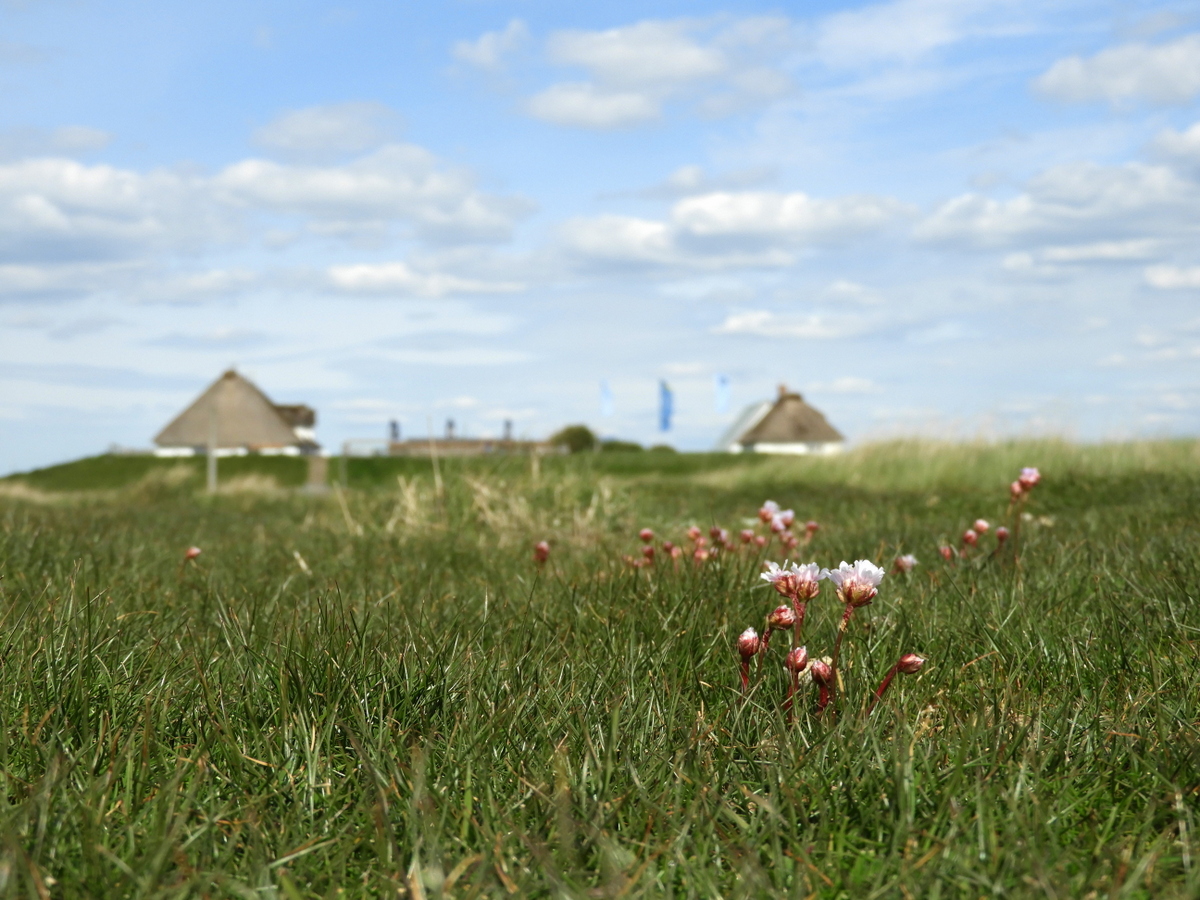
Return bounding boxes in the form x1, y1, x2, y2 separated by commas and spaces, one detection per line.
0, 442, 1198, 897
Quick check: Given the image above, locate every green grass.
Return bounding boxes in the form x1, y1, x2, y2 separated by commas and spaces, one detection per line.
1, 441, 1198, 897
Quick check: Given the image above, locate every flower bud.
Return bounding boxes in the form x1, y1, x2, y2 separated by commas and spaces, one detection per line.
184, 546, 202, 561
1018, 467, 1041, 490
1010, 480, 1024, 500
767, 604, 796, 632
769, 515, 787, 534
639, 528, 654, 543
661, 540, 675, 553
754, 535, 768, 547
641, 545, 655, 562
897, 653, 925, 674
810, 659, 834, 687
893, 553, 918, 573
779, 509, 795, 528
758, 500, 779, 523
693, 547, 709, 563
995, 526, 1010, 544
785, 645, 809, 673
973, 519, 990, 534
805, 520, 819, 535
938, 545, 956, 560
962, 528, 978, 547
737, 627, 761, 660
740, 529, 755, 544
686, 525, 702, 542
533, 541, 550, 564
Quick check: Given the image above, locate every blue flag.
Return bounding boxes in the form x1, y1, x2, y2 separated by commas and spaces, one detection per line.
659, 380, 673, 432
600, 380, 614, 417
714, 373, 730, 413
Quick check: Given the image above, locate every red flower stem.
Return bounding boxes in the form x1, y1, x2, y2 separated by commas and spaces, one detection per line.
739, 660, 750, 694
817, 683, 830, 712
828, 604, 855, 708
868, 662, 901, 713
783, 670, 799, 723
791, 600, 807, 645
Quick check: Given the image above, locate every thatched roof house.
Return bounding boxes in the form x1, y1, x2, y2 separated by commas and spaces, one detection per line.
154, 370, 318, 456
716, 385, 844, 455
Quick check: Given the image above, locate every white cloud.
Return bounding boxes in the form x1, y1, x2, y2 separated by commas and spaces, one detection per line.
526, 83, 660, 129
1035, 33, 1200, 106
252, 102, 403, 161
561, 188, 902, 271
214, 145, 533, 243
1144, 265, 1200, 289
672, 191, 906, 240
327, 261, 522, 297
523, 17, 793, 129
916, 162, 1199, 247
453, 19, 529, 71
712, 309, 869, 339
1154, 121, 1200, 169
816, 0, 997, 67
822, 279, 884, 305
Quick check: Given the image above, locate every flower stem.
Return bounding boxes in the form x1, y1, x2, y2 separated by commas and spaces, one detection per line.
868, 662, 901, 713
828, 604, 855, 709
791, 600, 807, 646
739, 660, 750, 694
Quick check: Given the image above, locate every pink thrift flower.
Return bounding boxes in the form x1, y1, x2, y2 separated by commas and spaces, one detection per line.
939, 545, 956, 560
693, 547, 710, 564
973, 519, 990, 534
779, 509, 795, 528
893, 554, 918, 573
639, 528, 654, 543
737, 627, 761, 660
785, 645, 809, 673
761, 561, 824, 602
687, 525, 703, 542
184, 546, 202, 561
897, 653, 926, 674
767, 604, 797, 632
758, 500, 780, 523
810, 659, 834, 687
1010, 480, 1024, 501
641, 545, 655, 562
754, 535, 768, 548
661, 540, 675, 554
822, 560, 885, 607
962, 529, 978, 547
534, 541, 550, 564
995, 526, 1010, 544
740, 529, 755, 544
805, 521, 819, 535
1018, 467, 1041, 490
769, 515, 787, 534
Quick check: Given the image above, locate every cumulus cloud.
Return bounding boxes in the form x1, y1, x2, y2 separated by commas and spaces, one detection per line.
916, 162, 1199, 248
1154, 121, 1200, 170
527, 83, 660, 129
1035, 33, 1200, 106
712, 309, 870, 339
1144, 265, 1200, 289
561, 187, 903, 270
327, 261, 523, 297
252, 102, 403, 162
521, 17, 794, 129
815, 0, 1016, 68
214, 145, 533, 244
452, 19, 529, 71
0, 158, 222, 263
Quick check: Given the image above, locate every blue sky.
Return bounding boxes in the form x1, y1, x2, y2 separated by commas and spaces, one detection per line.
2, 0, 1200, 473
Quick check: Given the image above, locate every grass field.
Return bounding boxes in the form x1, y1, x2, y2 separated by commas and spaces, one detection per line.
1, 441, 1198, 898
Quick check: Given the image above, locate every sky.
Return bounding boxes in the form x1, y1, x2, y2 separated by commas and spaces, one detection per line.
2, 0, 1200, 474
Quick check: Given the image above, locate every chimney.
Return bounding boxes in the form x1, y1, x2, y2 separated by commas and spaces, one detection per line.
778, 383, 788, 399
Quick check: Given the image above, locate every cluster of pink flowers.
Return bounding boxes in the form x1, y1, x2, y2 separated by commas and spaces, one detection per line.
616, 502, 819, 569
937, 467, 1039, 563
740, 556, 925, 717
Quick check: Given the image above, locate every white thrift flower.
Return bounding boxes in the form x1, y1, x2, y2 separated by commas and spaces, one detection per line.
760, 561, 824, 600
822, 559, 885, 607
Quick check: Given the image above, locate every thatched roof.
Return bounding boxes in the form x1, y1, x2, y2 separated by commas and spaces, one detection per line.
154, 370, 308, 449
740, 389, 843, 444
718, 387, 843, 449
